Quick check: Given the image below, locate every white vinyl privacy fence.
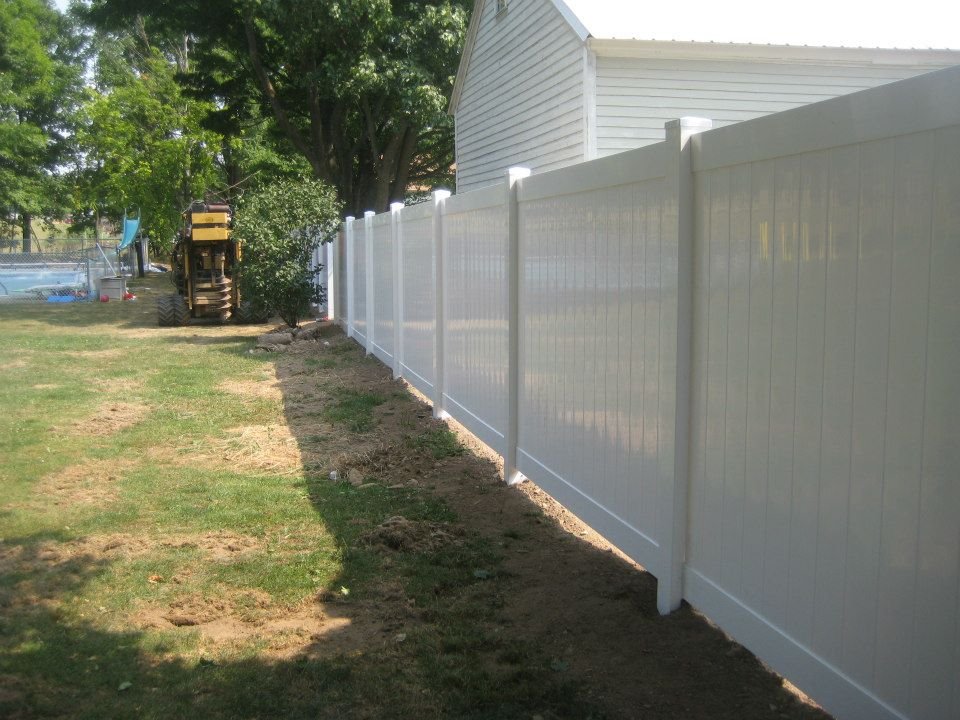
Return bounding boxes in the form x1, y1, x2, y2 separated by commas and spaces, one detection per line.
327, 66, 960, 720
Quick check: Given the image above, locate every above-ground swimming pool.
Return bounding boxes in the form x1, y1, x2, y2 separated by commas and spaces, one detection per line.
0, 268, 88, 297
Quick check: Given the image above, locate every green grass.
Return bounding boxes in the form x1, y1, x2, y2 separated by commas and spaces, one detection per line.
410, 428, 465, 460
322, 387, 387, 432
0, 276, 604, 720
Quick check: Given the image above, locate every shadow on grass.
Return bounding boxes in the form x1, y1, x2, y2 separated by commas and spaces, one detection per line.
0, 312, 834, 720
267, 326, 832, 720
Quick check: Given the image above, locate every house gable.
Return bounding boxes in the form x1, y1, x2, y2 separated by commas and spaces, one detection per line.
451, 0, 588, 192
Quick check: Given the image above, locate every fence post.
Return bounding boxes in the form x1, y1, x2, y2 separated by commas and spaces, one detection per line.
390, 202, 404, 379
364, 210, 375, 355
505, 167, 531, 485
659, 116, 712, 615
326, 237, 335, 321
345, 217, 355, 338
432, 189, 451, 419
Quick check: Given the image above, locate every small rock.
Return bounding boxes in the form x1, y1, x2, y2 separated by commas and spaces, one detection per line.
394, 633, 407, 643
329, 470, 339, 481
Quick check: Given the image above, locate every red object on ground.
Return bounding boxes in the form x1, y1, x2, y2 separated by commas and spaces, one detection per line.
100, 294, 109, 302
123, 291, 135, 300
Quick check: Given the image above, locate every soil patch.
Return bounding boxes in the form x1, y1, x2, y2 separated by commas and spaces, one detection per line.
160, 530, 261, 563
135, 590, 382, 660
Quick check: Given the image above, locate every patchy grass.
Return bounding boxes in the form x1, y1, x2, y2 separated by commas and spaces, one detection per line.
410, 428, 464, 460
322, 387, 387, 432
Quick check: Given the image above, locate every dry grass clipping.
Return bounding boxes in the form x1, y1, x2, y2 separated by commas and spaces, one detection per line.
217, 378, 283, 403
27, 457, 140, 508
66, 401, 149, 437
150, 424, 303, 475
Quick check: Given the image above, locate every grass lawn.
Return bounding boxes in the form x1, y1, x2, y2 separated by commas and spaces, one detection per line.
0, 275, 601, 720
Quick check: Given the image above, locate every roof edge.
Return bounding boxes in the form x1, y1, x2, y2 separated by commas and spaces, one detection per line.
448, 0, 487, 115
588, 38, 960, 65
548, 0, 589, 42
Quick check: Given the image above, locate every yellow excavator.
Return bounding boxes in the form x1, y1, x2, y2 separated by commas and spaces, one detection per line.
157, 201, 262, 325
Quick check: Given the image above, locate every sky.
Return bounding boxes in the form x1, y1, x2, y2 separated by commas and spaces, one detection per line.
561, 0, 960, 49
53, 0, 960, 50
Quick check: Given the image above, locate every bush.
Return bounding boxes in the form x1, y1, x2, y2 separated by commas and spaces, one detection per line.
233, 177, 342, 327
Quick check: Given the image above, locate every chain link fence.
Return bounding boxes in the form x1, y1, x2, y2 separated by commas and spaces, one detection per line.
0, 246, 120, 303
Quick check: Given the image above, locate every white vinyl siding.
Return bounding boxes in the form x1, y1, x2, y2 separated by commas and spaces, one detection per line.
455, 0, 585, 192
595, 57, 939, 156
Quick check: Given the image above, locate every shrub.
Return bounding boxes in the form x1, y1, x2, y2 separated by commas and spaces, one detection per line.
233, 177, 342, 327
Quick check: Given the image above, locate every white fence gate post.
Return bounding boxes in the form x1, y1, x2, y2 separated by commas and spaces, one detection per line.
505, 167, 531, 485
432, 189, 451, 419
364, 210, 375, 355
345, 217, 355, 338
390, 202, 404, 379
659, 117, 712, 615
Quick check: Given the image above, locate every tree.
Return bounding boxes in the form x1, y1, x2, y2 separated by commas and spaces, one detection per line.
0, 0, 85, 250
87, 0, 470, 216
232, 177, 342, 328
70, 25, 224, 253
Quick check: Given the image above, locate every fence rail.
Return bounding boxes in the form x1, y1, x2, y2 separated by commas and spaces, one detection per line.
329, 66, 960, 720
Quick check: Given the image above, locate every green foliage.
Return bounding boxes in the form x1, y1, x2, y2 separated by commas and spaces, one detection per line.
0, 0, 85, 242
86, 0, 470, 214
69, 29, 223, 252
233, 177, 342, 327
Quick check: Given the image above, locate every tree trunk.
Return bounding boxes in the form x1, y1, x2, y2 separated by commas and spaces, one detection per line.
21, 213, 31, 253
389, 127, 419, 204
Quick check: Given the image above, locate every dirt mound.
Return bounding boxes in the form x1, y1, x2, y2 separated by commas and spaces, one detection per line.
361, 516, 465, 553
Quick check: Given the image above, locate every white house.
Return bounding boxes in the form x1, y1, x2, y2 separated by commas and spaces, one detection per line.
449, 0, 960, 192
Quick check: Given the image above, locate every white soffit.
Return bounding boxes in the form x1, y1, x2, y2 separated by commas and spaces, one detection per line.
557, 0, 960, 49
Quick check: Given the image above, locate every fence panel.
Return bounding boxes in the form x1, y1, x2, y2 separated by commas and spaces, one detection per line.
515, 145, 670, 575
685, 67, 960, 720
371, 213, 394, 365
398, 202, 436, 396
442, 184, 508, 451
